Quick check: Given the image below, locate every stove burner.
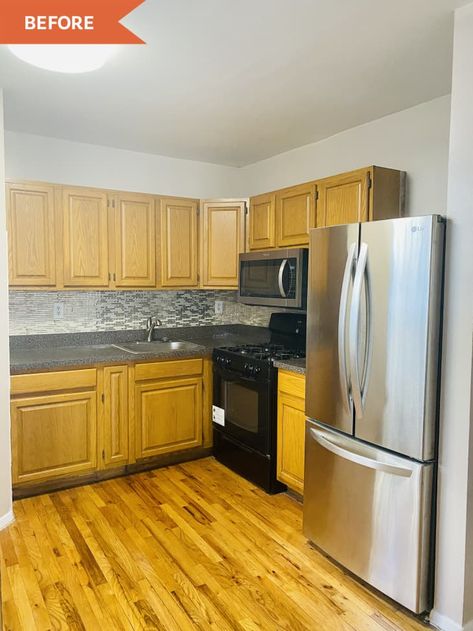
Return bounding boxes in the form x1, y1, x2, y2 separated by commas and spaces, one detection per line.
218, 343, 305, 363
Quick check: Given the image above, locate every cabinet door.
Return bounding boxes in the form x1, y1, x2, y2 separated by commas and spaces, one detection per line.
159, 198, 199, 287
316, 168, 370, 227
11, 391, 97, 485
277, 373, 306, 494
102, 366, 128, 468
62, 187, 110, 287
7, 182, 56, 286
276, 183, 316, 247
114, 193, 156, 288
135, 377, 202, 459
201, 201, 246, 288
248, 193, 276, 250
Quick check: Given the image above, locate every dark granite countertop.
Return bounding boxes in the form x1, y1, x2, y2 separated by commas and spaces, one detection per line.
273, 358, 306, 375
10, 325, 271, 374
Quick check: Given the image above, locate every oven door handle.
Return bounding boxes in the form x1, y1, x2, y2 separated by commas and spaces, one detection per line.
278, 259, 288, 298
214, 368, 270, 386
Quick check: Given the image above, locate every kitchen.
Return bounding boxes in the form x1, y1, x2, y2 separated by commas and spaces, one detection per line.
0, 1, 472, 630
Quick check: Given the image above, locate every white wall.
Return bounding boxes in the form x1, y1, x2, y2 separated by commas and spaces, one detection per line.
240, 95, 451, 216
4, 131, 241, 199
0, 91, 13, 529
431, 5, 473, 631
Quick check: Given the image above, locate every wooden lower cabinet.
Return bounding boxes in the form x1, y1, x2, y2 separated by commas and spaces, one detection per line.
277, 370, 306, 494
11, 390, 97, 485
100, 365, 129, 468
10, 358, 211, 494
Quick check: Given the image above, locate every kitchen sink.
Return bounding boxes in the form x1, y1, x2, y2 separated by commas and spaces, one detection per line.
112, 341, 201, 354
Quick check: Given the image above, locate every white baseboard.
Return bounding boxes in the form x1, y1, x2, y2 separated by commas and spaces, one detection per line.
430, 610, 473, 631
0, 508, 14, 530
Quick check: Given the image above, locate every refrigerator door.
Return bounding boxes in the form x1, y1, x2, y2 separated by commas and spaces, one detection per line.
351, 215, 444, 461
306, 223, 359, 434
303, 420, 433, 614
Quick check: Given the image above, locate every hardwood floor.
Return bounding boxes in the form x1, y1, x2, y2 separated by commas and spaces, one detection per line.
0, 457, 430, 630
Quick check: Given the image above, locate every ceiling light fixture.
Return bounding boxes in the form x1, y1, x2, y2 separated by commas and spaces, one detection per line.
8, 44, 117, 73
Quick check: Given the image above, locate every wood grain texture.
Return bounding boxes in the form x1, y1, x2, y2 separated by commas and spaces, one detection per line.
102, 366, 129, 468
276, 183, 317, 247
200, 201, 246, 288
7, 182, 56, 287
0, 458, 431, 631
62, 187, 110, 287
11, 369, 97, 396
159, 198, 199, 287
248, 193, 276, 250
113, 193, 156, 288
316, 168, 370, 227
277, 370, 306, 494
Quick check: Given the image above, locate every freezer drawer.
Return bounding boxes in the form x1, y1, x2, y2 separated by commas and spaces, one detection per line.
303, 420, 434, 613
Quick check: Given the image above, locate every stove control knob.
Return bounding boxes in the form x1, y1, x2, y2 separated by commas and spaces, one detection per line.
254, 366, 261, 375
225, 358, 232, 366
248, 364, 254, 374
244, 363, 249, 371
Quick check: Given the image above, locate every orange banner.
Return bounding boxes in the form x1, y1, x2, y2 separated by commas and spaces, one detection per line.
0, 0, 145, 44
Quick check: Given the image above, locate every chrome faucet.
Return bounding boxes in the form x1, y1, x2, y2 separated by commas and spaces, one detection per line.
146, 316, 162, 342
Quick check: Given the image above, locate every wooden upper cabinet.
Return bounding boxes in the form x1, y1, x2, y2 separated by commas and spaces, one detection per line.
276, 183, 317, 247
62, 187, 110, 287
159, 198, 199, 287
201, 200, 246, 288
248, 193, 276, 250
113, 193, 156, 288
7, 182, 56, 286
317, 166, 404, 228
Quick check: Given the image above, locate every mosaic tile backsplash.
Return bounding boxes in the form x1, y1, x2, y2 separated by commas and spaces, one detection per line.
9, 290, 275, 335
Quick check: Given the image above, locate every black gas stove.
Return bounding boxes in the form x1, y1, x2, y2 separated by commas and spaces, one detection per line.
212, 313, 306, 493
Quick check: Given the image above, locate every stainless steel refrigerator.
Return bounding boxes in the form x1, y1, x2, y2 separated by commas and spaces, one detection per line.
303, 215, 445, 614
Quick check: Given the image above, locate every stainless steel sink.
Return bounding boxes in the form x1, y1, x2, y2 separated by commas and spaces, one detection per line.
112, 341, 201, 354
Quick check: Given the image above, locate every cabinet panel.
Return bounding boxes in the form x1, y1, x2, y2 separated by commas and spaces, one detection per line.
277, 371, 306, 494
316, 168, 370, 227
7, 182, 56, 286
160, 198, 198, 287
135, 377, 202, 459
62, 187, 109, 287
102, 366, 128, 467
276, 183, 316, 247
114, 194, 156, 287
201, 201, 246, 288
11, 391, 97, 484
248, 193, 276, 250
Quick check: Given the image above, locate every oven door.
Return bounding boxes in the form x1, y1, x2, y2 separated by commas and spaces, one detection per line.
213, 366, 272, 455
238, 248, 307, 308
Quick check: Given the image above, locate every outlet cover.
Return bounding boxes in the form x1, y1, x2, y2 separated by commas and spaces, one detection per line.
53, 303, 65, 320
215, 300, 224, 315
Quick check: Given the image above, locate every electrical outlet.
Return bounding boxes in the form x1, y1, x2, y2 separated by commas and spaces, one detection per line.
53, 303, 64, 320
215, 300, 224, 315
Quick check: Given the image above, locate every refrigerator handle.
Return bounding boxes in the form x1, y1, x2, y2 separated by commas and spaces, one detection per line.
338, 243, 357, 413
349, 242, 371, 418
278, 259, 288, 298
309, 427, 413, 477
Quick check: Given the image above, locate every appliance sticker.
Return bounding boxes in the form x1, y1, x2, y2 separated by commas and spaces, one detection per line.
212, 405, 225, 427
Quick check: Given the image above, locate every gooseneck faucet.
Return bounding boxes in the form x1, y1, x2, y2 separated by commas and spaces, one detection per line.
146, 316, 162, 342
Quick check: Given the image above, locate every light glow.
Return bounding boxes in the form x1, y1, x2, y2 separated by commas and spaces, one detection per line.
8, 44, 117, 73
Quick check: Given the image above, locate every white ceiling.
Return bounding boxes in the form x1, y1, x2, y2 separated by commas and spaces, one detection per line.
0, 0, 466, 166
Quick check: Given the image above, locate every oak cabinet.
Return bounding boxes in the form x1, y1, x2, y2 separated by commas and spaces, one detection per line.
200, 200, 246, 288
7, 182, 56, 286
113, 193, 156, 288
277, 370, 306, 494
248, 193, 276, 250
275, 183, 317, 247
101, 366, 129, 468
316, 166, 404, 227
159, 197, 199, 287
62, 187, 110, 287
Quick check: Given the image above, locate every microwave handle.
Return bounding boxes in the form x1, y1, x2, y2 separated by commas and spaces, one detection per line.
278, 259, 288, 298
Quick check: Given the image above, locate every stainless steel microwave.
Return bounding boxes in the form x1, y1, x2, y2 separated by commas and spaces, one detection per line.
238, 248, 308, 309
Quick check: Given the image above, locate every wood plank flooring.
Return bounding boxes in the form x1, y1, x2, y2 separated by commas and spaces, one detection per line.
0, 457, 431, 630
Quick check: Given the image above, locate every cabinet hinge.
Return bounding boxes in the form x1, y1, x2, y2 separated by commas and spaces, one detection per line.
108, 272, 112, 282
102, 449, 105, 460
112, 200, 116, 208
315, 190, 319, 201
101, 393, 105, 403
113, 273, 116, 282
367, 173, 372, 189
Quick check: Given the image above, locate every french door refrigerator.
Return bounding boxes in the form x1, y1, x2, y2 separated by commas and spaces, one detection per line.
303, 215, 445, 614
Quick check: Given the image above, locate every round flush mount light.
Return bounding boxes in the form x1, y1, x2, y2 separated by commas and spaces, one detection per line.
8, 44, 117, 73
